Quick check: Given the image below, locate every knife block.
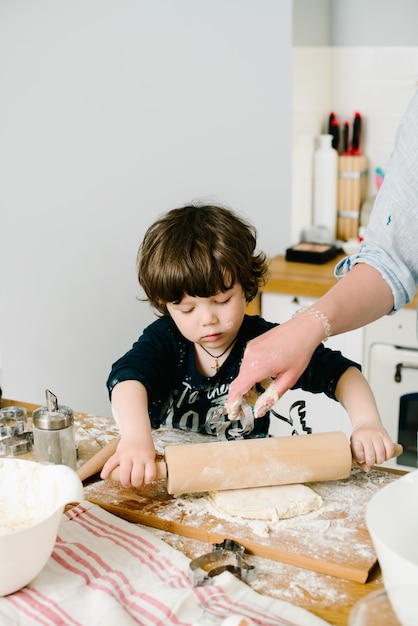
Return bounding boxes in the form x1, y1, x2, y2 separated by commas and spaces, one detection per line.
337, 155, 368, 241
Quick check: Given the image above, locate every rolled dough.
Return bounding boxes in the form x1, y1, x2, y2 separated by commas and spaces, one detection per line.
209, 484, 323, 521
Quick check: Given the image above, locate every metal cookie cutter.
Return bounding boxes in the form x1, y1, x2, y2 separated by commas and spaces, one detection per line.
0, 432, 33, 456
0, 406, 33, 456
206, 400, 255, 441
189, 539, 256, 587
0, 406, 27, 438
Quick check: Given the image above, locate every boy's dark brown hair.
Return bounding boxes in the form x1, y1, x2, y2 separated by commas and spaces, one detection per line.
137, 204, 269, 315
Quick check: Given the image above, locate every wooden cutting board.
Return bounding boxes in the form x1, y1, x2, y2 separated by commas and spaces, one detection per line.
84, 464, 402, 583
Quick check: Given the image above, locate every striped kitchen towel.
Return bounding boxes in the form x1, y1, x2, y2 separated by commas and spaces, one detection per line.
0, 502, 329, 626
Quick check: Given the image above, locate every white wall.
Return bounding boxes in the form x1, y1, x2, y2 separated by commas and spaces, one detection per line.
291, 46, 332, 243
293, 0, 418, 47
330, 0, 418, 46
0, 0, 292, 414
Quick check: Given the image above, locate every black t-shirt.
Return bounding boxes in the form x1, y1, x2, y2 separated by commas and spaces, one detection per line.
107, 315, 360, 438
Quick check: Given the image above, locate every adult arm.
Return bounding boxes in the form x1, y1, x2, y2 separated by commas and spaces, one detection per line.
227, 263, 394, 418
228, 89, 418, 419
310, 263, 394, 334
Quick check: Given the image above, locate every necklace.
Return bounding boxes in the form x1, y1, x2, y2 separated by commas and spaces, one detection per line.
199, 337, 238, 373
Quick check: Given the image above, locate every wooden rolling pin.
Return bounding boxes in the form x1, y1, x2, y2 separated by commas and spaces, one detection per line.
77, 438, 119, 482
77, 432, 403, 495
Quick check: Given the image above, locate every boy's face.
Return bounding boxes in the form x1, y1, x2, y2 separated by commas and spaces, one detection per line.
166, 283, 246, 351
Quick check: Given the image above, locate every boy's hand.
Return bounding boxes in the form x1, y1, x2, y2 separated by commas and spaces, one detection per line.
350, 425, 395, 472
100, 437, 157, 488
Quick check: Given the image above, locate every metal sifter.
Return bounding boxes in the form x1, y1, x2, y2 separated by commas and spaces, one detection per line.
32, 389, 77, 469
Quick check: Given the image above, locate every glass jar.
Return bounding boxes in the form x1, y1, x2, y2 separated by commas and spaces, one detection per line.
32, 404, 77, 469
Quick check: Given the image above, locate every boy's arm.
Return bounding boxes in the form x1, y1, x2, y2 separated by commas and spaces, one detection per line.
100, 379, 157, 488
334, 366, 395, 472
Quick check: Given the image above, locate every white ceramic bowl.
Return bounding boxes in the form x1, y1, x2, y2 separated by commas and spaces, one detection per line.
366, 470, 418, 624
0, 458, 84, 596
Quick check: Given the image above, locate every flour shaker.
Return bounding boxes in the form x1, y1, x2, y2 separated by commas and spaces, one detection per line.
32, 390, 77, 469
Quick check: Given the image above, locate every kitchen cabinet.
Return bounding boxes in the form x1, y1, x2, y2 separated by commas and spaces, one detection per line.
246, 254, 349, 316
363, 307, 418, 471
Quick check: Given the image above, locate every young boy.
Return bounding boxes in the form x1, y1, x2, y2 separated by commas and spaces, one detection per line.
101, 204, 394, 487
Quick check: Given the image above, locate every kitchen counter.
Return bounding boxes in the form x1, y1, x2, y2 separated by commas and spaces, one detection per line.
1, 398, 404, 626
246, 254, 417, 316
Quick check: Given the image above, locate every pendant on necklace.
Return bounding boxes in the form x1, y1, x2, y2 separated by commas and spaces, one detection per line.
200, 337, 237, 374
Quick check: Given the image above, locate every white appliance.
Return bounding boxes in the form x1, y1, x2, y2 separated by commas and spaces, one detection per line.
363, 307, 418, 472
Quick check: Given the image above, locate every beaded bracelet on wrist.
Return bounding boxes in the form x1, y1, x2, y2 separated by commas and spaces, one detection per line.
293, 306, 331, 342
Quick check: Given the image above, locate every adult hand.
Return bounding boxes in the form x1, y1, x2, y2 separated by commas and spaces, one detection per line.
227, 317, 321, 419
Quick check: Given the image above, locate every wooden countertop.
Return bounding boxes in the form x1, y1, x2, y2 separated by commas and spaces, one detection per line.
262, 254, 346, 299
246, 254, 417, 316
1, 397, 403, 625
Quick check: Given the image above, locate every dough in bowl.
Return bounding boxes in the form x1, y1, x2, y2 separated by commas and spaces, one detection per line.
209, 484, 323, 521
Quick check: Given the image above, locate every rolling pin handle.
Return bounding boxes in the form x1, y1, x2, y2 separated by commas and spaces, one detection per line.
393, 443, 403, 458
77, 437, 119, 482
351, 442, 403, 468
156, 460, 168, 480
77, 438, 168, 484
